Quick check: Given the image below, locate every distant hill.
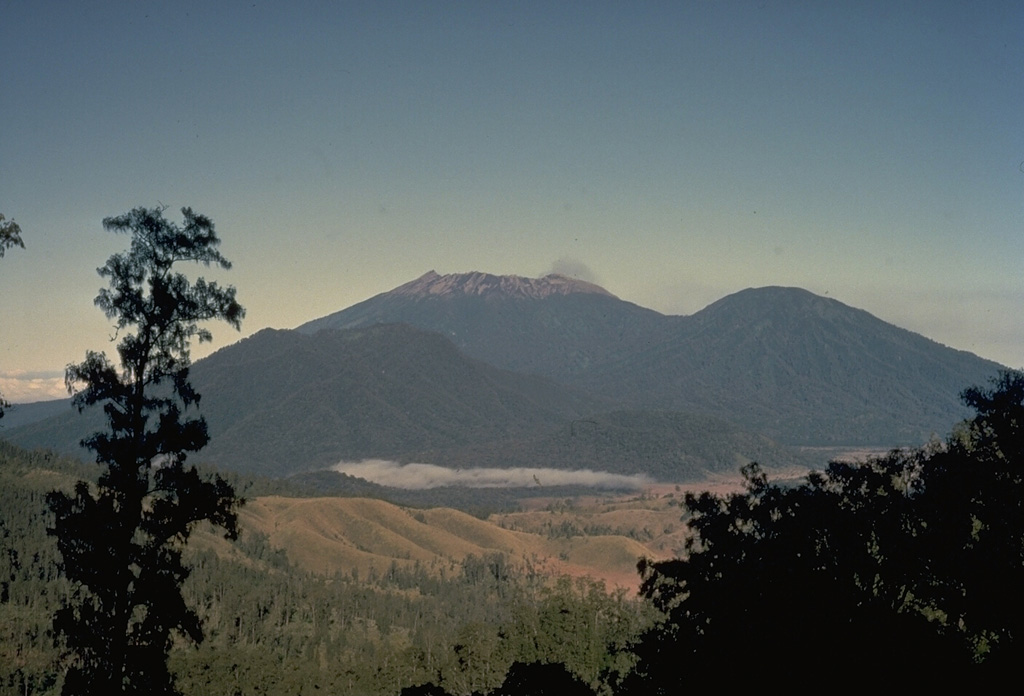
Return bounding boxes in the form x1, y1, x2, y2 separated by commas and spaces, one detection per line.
0, 438, 680, 598
7, 272, 1004, 483
190, 323, 613, 477
0, 399, 69, 430
573, 287, 1003, 444
10, 324, 606, 478
404, 409, 821, 480
238, 494, 661, 588
299, 273, 1003, 446
7, 322, 812, 482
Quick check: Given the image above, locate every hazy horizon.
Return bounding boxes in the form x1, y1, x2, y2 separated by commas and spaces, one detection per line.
3, 2, 1021, 402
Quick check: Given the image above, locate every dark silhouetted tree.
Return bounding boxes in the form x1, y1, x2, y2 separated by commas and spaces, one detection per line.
912, 370, 1024, 675
402, 661, 595, 696
0, 213, 23, 259
0, 212, 25, 419
47, 206, 244, 695
399, 683, 454, 696
491, 661, 595, 696
620, 372, 1024, 692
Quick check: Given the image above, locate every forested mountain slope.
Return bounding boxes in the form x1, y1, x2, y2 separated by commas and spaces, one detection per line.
8, 274, 1003, 480
9, 323, 815, 480
406, 409, 821, 479
9, 324, 608, 478
574, 286, 1004, 444
299, 272, 1003, 446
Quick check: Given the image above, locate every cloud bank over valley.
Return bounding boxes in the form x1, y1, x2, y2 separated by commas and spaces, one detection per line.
331, 460, 652, 490
0, 370, 68, 403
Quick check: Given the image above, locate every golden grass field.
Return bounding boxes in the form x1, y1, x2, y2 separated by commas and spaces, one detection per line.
218, 472, 765, 592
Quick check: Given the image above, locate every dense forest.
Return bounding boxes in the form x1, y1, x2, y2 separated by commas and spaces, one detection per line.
4, 369, 1024, 694
0, 440, 651, 695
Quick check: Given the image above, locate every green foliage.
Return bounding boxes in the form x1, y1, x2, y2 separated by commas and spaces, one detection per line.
45, 207, 244, 695
168, 549, 648, 695
491, 661, 596, 696
910, 370, 1024, 667
0, 441, 88, 695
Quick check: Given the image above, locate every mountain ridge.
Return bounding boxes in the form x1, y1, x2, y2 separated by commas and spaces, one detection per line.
295, 272, 1004, 446
573, 284, 1003, 443
5, 272, 1005, 481
389, 270, 616, 300
5, 322, 812, 481
297, 271, 671, 380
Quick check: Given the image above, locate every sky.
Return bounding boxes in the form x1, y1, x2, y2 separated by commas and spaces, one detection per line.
1, 1, 1022, 403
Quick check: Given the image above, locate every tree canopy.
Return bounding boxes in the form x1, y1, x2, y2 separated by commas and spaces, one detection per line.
620, 370, 1024, 691
0, 213, 23, 259
47, 206, 244, 695
0, 212, 25, 419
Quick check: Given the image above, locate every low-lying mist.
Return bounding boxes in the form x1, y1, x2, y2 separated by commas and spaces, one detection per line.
330, 460, 652, 490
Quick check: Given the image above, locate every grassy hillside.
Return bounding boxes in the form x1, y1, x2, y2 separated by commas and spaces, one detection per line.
220, 491, 678, 591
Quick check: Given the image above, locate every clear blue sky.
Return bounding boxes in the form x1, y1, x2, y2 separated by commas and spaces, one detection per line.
2, 1, 1022, 402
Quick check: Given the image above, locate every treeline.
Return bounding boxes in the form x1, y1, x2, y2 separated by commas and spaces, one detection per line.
0, 443, 84, 695
174, 550, 645, 695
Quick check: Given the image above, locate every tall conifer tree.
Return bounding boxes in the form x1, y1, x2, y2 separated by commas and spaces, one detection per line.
47, 206, 244, 695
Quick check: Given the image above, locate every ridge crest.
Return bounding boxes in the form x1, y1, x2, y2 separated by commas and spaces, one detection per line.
390, 270, 616, 300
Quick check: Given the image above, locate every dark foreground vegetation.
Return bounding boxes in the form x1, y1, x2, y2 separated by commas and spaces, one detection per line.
2, 369, 1023, 694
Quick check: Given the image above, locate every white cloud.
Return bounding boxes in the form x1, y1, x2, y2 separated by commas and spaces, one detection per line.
331, 459, 651, 490
0, 370, 68, 403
